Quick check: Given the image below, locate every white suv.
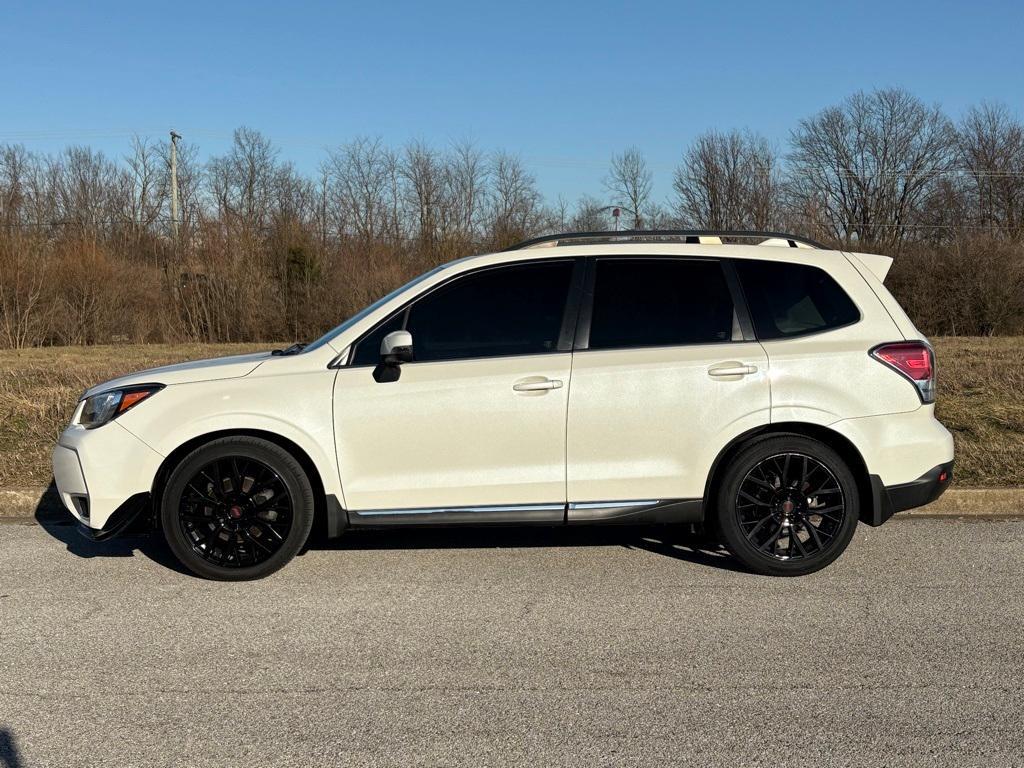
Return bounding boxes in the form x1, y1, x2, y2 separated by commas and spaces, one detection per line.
52, 231, 954, 580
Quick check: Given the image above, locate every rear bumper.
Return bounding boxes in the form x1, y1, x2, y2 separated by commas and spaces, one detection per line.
868, 461, 954, 526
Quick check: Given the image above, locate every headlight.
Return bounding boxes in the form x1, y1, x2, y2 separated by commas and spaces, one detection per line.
77, 385, 163, 429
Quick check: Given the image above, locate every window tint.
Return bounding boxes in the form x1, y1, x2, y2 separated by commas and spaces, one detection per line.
383, 260, 574, 363
587, 259, 735, 349
735, 260, 860, 340
351, 312, 404, 366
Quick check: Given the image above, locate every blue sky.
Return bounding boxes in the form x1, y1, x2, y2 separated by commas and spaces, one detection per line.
3, 0, 1021, 202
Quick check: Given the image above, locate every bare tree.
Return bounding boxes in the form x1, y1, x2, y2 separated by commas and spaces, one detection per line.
0, 232, 49, 348
123, 136, 166, 234
49, 146, 123, 232
207, 127, 280, 232
3, 95, 1024, 349
957, 102, 1024, 236
0, 144, 31, 229
569, 195, 611, 231
605, 147, 652, 229
788, 88, 956, 252
485, 152, 545, 248
400, 141, 444, 253
673, 130, 781, 230
322, 136, 401, 245
439, 141, 488, 253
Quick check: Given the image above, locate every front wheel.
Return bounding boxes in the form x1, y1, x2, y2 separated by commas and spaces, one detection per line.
161, 436, 315, 580
714, 436, 859, 576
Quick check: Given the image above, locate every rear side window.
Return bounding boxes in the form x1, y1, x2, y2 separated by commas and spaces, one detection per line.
736, 260, 860, 340
587, 259, 735, 349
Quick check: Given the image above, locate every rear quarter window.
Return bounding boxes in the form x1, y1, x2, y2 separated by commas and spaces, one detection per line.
736, 260, 860, 340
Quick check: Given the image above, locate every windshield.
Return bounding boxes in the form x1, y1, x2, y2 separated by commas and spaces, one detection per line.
301, 261, 457, 354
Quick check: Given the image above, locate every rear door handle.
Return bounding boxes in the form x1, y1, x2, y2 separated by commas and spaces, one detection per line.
708, 362, 758, 378
513, 377, 563, 392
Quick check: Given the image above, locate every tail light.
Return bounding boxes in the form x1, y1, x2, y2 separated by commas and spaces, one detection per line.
870, 342, 935, 403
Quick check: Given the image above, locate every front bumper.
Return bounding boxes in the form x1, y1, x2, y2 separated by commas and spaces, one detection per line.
52, 421, 164, 534
76, 493, 152, 540
868, 461, 954, 526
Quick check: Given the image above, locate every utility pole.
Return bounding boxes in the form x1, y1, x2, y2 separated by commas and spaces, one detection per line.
169, 130, 181, 242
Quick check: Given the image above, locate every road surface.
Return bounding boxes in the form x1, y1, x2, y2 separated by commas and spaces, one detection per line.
1, 516, 1022, 767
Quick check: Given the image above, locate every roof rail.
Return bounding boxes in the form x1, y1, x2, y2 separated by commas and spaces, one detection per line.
503, 230, 830, 251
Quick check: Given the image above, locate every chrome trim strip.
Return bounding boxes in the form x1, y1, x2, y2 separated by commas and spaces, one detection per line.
354, 503, 565, 518
568, 500, 660, 510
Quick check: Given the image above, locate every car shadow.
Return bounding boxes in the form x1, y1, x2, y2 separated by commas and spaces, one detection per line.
33, 480, 191, 576
315, 524, 745, 573
0, 728, 23, 768
33, 479, 744, 576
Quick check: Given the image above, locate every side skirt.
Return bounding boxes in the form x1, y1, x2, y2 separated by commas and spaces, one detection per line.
345, 499, 703, 529
567, 499, 703, 525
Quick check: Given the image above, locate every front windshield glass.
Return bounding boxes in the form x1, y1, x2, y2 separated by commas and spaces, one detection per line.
302, 260, 457, 354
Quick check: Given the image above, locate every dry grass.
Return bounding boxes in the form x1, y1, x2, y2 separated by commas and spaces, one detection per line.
1, 338, 1022, 488
0, 343, 270, 488
932, 337, 1024, 486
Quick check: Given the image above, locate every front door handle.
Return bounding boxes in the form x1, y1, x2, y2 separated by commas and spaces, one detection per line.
708, 362, 759, 378
513, 377, 564, 392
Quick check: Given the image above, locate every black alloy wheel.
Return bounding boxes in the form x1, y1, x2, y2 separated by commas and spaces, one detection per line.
715, 436, 860, 576
177, 456, 294, 568
736, 452, 845, 561
161, 436, 314, 580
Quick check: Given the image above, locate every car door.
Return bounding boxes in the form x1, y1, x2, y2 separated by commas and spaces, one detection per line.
566, 257, 770, 518
333, 258, 582, 521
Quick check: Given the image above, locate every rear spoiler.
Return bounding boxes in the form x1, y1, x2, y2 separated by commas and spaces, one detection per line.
847, 251, 893, 282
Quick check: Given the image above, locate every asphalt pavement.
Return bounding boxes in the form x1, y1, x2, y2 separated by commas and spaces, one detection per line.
1, 516, 1022, 767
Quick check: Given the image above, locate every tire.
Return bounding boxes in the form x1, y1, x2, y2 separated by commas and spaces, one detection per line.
160, 436, 315, 580
714, 435, 859, 576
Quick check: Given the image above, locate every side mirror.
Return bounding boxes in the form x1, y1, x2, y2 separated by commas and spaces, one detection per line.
374, 330, 413, 383
380, 330, 413, 363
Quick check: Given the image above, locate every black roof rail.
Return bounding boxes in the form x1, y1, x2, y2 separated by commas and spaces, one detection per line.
503, 230, 830, 251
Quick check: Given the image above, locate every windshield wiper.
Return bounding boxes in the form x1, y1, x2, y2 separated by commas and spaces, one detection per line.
271, 342, 307, 356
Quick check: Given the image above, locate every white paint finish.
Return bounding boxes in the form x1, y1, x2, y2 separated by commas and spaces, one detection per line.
764, 331, 924, 426
82, 351, 272, 398
566, 342, 771, 501
55, 239, 955, 534
53, 421, 165, 528
831, 405, 954, 486
334, 354, 573, 511
847, 250, 893, 281
115, 346, 345, 506
51, 444, 87, 518
742, 246, 923, 426
844, 251, 923, 340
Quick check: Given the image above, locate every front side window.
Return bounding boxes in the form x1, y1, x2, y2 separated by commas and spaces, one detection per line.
735, 260, 860, 340
352, 260, 575, 364
587, 259, 736, 349
351, 312, 404, 366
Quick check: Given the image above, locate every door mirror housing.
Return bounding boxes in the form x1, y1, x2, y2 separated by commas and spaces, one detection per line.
374, 330, 413, 383
380, 330, 413, 363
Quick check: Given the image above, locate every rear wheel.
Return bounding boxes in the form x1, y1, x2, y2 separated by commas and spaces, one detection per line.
161, 436, 314, 580
714, 436, 859, 576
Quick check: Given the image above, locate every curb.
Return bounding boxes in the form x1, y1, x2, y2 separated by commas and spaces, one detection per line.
1, 485, 1021, 522
900, 488, 1023, 518
1, 487, 64, 520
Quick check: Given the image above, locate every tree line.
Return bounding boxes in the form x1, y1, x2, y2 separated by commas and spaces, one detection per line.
2, 87, 1023, 349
